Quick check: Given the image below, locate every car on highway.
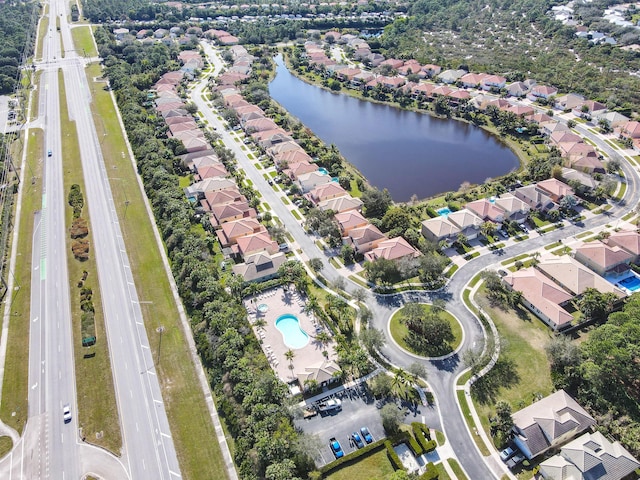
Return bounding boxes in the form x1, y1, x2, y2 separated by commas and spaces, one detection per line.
62, 404, 72, 423
360, 426, 373, 443
351, 432, 364, 449
329, 437, 344, 458
47, 149, 52, 157
500, 446, 515, 462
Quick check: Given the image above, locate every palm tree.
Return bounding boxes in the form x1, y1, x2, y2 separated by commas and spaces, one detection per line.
391, 368, 413, 401
315, 331, 331, 349
285, 349, 295, 372
253, 318, 267, 332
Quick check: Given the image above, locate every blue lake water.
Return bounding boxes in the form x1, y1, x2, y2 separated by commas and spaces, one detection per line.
269, 55, 520, 202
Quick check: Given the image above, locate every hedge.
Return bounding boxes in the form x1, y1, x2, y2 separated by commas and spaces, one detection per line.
412, 423, 437, 453
319, 439, 387, 475
384, 440, 404, 470
419, 462, 439, 480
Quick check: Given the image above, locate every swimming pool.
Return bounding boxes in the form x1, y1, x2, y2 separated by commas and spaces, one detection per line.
619, 275, 640, 291
437, 207, 451, 217
276, 314, 310, 349
318, 167, 329, 175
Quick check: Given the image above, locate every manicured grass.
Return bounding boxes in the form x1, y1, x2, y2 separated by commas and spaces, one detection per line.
530, 216, 550, 228
84, 63, 228, 479
349, 179, 363, 198
472, 288, 554, 445
0, 129, 43, 434
501, 253, 528, 265
435, 430, 445, 446
35, 5, 49, 60
0, 436, 12, 458
59, 71, 121, 453
456, 370, 473, 386
457, 390, 490, 456
445, 264, 458, 277
448, 458, 469, 480
614, 181, 627, 201
467, 274, 482, 289
576, 230, 593, 239
291, 209, 301, 220
324, 448, 395, 480
390, 304, 463, 357
435, 462, 452, 480
70, 25, 97, 57
178, 175, 191, 188
544, 241, 561, 250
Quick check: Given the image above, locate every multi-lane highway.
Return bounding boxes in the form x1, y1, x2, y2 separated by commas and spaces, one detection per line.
0, 0, 182, 478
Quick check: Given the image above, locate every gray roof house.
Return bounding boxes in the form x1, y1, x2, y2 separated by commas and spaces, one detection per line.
539, 431, 640, 480
512, 390, 596, 460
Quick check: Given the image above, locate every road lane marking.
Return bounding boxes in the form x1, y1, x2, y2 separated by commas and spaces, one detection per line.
32, 317, 38, 322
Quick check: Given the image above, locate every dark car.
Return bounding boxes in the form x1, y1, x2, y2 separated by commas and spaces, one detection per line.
329, 437, 344, 458
351, 432, 364, 449
360, 426, 373, 444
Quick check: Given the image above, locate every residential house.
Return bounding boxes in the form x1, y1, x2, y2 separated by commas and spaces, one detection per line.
481, 74, 507, 91
560, 168, 599, 190
232, 251, 286, 282
364, 237, 420, 262
285, 161, 318, 181
194, 163, 228, 181
161, 108, 189, 119
335, 210, 368, 235
168, 121, 199, 135
178, 135, 209, 153
252, 129, 293, 149
606, 230, 640, 264
557, 141, 599, 160
569, 154, 606, 174
366, 53, 385, 67
297, 171, 332, 193
617, 120, 640, 149
274, 149, 314, 168
238, 111, 264, 127
421, 64, 441, 78
397, 61, 423, 77
555, 93, 585, 110
539, 431, 640, 480
460, 72, 489, 89
210, 201, 257, 227
465, 199, 506, 224
113, 28, 130, 41
511, 389, 596, 459
574, 242, 633, 277
411, 83, 437, 99
190, 155, 221, 174
306, 182, 349, 205
528, 113, 554, 125
447, 209, 483, 241
380, 58, 404, 70
244, 118, 279, 133
267, 141, 304, 159
506, 81, 531, 97
156, 101, 185, 113
200, 187, 245, 212
352, 71, 375, 86
346, 224, 387, 254
573, 100, 607, 118
550, 131, 583, 146
536, 256, 626, 299
317, 195, 363, 213
325, 31, 341, 42
514, 184, 556, 212
437, 69, 466, 84
216, 218, 266, 247
527, 84, 558, 102
503, 268, 574, 331
421, 216, 461, 245
236, 232, 279, 258
505, 104, 535, 117
335, 68, 361, 82
493, 194, 530, 223
184, 177, 236, 201
593, 110, 629, 129
541, 121, 571, 137
536, 178, 575, 203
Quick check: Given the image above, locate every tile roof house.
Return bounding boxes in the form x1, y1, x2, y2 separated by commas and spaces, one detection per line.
437, 69, 466, 84
216, 218, 266, 247
550, 131, 583, 146
536, 256, 626, 299
446, 209, 483, 240
560, 168, 599, 190
511, 390, 596, 460
210, 201, 257, 227
465, 199, 506, 224
335, 210, 369, 235
184, 177, 236, 200
346, 224, 387, 254
267, 141, 304, 158
514, 184, 557, 212
243, 117, 279, 133
236, 232, 279, 258
421, 64, 441, 77
504, 267, 575, 331
593, 110, 629, 128
605, 230, 640, 263
506, 81, 531, 97
364, 236, 420, 262
536, 178, 575, 203
189, 155, 221, 173
298, 171, 333, 194
317, 195, 363, 213
232, 251, 287, 282
527, 84, 558, 101
305, 182, 348, 204
285, 161, 318, 181
505, 104, 535, 117
568, 155, 606, 174
481, 74, 507, 90
555, 93, 586, 110
274, 149, 314, 168
618, 120, 640, 141
252, 129, 293, 149
541, 121, 571, 137
493, 194, 530, 223
421, 216, 461, 244
194, 163, 228, 181
165, 115, 193, 126
460, 72, 489, 88
574, 100, 607, 117
200, 186, 244, 212
574, 242, 633, 277
539, 431, 640, 480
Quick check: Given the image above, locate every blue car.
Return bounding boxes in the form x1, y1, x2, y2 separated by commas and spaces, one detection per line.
360, 427, 373, 444
351, 432, 364, 449
329, 437, 344, 458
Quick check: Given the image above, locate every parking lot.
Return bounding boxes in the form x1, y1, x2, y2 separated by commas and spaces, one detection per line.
295, 384, 442, 468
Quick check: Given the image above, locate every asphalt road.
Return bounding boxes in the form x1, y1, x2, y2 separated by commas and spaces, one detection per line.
0, 0, 181, 477
194, 42, 640, 480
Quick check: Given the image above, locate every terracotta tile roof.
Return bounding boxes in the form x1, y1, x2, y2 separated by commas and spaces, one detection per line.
606, 230, 640, 257
536, 178, 575, 199
550, 131, 583, 145
504, 268, 573, 328
317, 195, 363, 213
421, 217, 461, 239
335, 210, 368, 233
575, 242, 633, 271
447, 209, 483, 229
236, 232, 278, 257
307, 183, 348, 203
364, 236, 420, 262
494, 194, 529, 215
465, 199, 506, 222
349, 224, 386, 246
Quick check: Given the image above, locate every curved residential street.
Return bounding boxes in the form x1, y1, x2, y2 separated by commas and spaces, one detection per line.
195, 42, 640, 479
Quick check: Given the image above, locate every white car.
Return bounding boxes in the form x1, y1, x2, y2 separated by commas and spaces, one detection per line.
63, 404, 72, 423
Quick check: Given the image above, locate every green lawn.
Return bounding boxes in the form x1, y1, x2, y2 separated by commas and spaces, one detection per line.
0, 436, 12, 459
0, 129, 43, 434
472, 288, 554, 445
349, 179, 363, 198
457, 389, 491, 456
35, 4, 49, 60
70, 25, 97, 57
324, 448, 395, 480
447, 458, 469, 480
85, 64, 228, 479
390, 304, 463, 357
59, 71, 121, 452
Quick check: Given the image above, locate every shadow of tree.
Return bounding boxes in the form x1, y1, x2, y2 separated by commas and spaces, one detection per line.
472, 357, 520, 405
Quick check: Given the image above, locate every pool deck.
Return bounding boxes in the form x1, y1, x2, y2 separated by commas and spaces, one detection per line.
244, 286, 338, 385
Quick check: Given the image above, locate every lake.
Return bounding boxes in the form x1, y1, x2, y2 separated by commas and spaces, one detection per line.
268, 55, 520, 202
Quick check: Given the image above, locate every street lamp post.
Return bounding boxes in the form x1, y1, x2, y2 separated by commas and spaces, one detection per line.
156, 326, 165, 367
